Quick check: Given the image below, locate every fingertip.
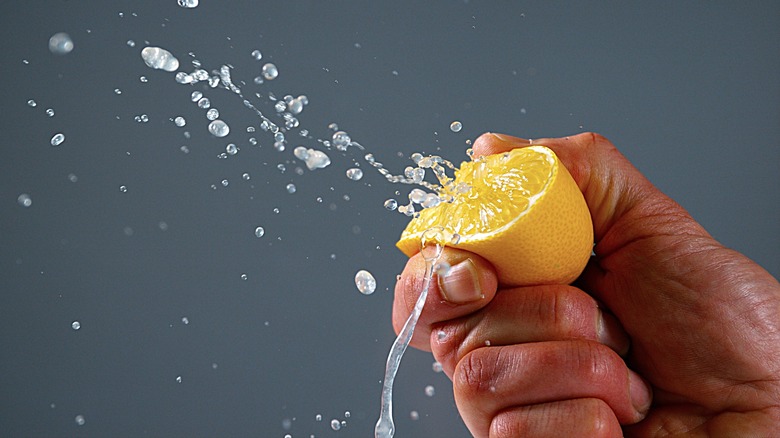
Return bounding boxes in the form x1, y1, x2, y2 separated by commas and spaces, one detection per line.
472, 132, 529, 157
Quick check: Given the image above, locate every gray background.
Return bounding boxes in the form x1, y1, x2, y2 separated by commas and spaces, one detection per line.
1, 1, 778, 437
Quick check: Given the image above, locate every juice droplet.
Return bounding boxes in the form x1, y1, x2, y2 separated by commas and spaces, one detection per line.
355, 270, 377, 295
141, 46, 179, 72
262, 63, 278, 80
50, 133, 65, 146
16, 193, 32, 207
71, 321, 81, 330
48, 32, 74, 55
346, 168, 363, 181
332, 130, 351, 150
254, 227, 265, 238
208, 120, 230, 137
449, 120, 462, 132
251, 49, 262, 60
177, 0, 199, 8
294, 147, 331, 170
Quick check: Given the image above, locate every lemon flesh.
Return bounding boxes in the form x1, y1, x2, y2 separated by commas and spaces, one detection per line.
396, 146, 593, 286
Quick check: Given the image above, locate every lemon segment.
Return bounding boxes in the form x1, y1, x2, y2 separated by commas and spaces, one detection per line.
396, 145, 593, 286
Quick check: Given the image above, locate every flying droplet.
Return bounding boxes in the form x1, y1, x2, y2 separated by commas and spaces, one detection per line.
174, 116, 186, 127
178, 0, 198, 7
302, 149, 330, 170
254, 226, 265, 238
355, 270, 377, 295
48, 32, 74, 55
424, 385, 435, 397
251, 49, 262, 60
225, 143, 238, 155
140, 46, 180, 72
450, 121, 463, 133
18, 194, 32, 207
384, 199, 398, 211
346, 168, 363, 181
119, 185, 128, 193
74, 415, 85, 426
71, 321, 81, 330
50, 133, 65, 146
27, 99, 37, 107
332, 131, 351, 151
261, 63, 278, 80
330, 419, 341, 431
206, 108, 219, 120
208, 120, 230, 137
286, 183, 296, 194
287, 98, 303, 115
434, 261, 451, 277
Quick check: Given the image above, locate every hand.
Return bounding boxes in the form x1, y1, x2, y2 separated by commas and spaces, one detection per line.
392, 132, 780, 436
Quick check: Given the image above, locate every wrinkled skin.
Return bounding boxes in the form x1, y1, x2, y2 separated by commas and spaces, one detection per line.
392, 132, 780, 437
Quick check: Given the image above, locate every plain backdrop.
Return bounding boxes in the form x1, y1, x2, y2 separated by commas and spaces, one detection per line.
1, 1, 778, 437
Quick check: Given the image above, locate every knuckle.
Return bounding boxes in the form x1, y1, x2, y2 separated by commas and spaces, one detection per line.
543, 286, 598, 340
454, 348, 502, 401
489, 399, 618, 438
489, 410, 529, 438
429, 323, 464, 373
575, 341, 621, 385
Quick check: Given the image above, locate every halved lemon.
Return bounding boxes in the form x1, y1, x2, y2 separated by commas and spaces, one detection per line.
396, 145, 593, 286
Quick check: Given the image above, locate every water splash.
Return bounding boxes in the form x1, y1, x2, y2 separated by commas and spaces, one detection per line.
48, 32, 74, 55
141, 46, 179, 72
375, 227, 448, 438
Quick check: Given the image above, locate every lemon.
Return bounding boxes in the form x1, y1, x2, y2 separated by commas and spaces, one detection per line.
396, 145, 593, 286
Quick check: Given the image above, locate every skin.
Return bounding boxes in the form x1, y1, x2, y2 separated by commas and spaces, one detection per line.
392, 132, 780, 437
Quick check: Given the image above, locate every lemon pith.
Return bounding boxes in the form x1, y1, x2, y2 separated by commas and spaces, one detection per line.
396, 146, 593, 287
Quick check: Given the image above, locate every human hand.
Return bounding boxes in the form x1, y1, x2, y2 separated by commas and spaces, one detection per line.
392, 132, 780, 436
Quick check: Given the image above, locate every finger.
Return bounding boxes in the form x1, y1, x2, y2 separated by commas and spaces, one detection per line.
453, 341, 652, 436
392, 247, 498, 351
430, 284, 630, 377
490, 398, 622, 438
